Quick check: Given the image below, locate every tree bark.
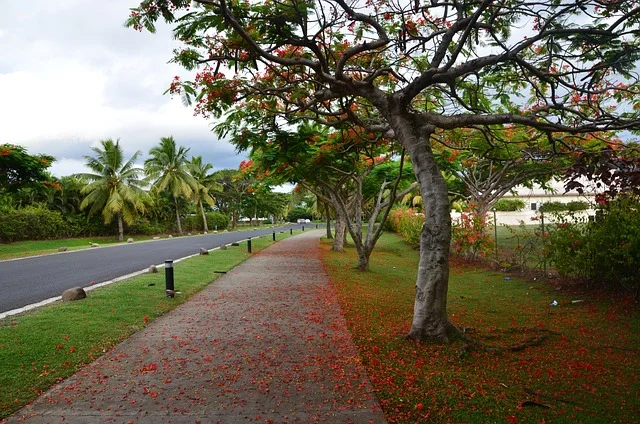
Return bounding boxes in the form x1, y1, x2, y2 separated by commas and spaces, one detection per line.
199, 200, 209, 232
117, 213, 124, 242
174, 197, 183, 235
325, 203, 333, 239
332, 213, 347, 252
387, 112, 460, 343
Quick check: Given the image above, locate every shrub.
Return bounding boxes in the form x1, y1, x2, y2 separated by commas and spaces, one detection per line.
493, 199, 526, 212
388, 207, 423, 248
183, 212, 230, 232
0, 206, 69, 242
451, 211, 494, 259
540, 200, 589, 213
546, 195, 640, 296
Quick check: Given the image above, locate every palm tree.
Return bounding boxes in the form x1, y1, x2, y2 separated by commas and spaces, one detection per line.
144, 136, 196, 235
187, 156, 222, 232
78, 139, 150, 241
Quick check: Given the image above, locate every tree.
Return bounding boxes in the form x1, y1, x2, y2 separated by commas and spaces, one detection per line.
77, 139, 150, 241
129, 1, 640, 342
187, 155, 222, 232
0, 144, 54, 194
145, 136, 196, 235
210, 168, 252, 229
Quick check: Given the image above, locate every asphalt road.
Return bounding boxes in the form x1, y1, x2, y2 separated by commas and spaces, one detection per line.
0, 224, 317, 315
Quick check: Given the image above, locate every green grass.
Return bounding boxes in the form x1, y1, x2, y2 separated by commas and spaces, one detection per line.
0, 230, 298, 419
322, 232, 640, 423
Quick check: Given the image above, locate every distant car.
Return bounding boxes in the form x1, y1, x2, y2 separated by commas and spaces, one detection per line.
297, 219, 312, 224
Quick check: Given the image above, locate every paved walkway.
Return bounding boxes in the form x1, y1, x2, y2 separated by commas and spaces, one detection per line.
6, 231, 387, 423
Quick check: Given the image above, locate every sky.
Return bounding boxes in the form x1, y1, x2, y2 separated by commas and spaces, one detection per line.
0, 0, 247, 178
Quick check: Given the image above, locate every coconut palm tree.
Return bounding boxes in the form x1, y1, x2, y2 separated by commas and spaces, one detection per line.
78, 139, 150, 241
144, 136, 196, 235
187, 156, 222, 232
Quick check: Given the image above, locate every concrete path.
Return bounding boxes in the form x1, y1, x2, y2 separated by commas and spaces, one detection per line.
6, 231, 387, 423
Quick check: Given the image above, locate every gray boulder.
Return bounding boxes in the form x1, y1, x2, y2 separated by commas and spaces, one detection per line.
168, 235, 173, 238
148, 265, 158, 273
62, 287, 86, 302
127, 238, 134, 243
199, 248, 209, 255
90, 243, 100, 248
220, 244, 228, 250
58, 247, 68, 252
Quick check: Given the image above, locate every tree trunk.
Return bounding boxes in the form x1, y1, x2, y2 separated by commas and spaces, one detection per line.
389, 114, 459, 343
356, 249, 371, 272
199, 200, 209, 232
117, 213, 124, 242
232, 212, 238, 230
174, 198, 183, 235
333, 214, 347, 252
325, 203, 333, 240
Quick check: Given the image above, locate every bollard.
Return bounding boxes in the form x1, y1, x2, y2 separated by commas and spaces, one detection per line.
316, 224, 318, 229
290, 228, 293, 235
248, 238, 252, 253
165, 260, 175, 298
272, 231, 276, 241
302, 226, 305, 231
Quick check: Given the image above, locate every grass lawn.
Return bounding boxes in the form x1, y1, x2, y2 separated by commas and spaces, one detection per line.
0, 231, 297, 419
322, 232, 640, 423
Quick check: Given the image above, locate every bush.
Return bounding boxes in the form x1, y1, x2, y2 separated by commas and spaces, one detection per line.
546, 195, 640, 296
183, 212, 230, 232
493, 199, 526, 212
388, 207, 423, 248
451, 211, 494, 259
540, 200, 588, 213
0, 206, 69, 242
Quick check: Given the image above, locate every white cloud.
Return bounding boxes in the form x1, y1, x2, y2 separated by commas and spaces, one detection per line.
0, 0, 246, 177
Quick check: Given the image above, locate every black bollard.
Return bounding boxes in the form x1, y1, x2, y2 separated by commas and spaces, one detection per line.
165, 260, 174, 298
248, 238, 252, 253
272, 231, 276, 241
290, 228, 293, 235
302, 226, 305, 231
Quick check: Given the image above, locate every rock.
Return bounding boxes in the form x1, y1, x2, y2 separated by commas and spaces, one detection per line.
62, 287, 86, 302
58, 247, 68, 252
127, 238, 134, 243
220, 245, 228, 250
153, 236, 160, 240
168, 235, 173, 238
199, 248, 209, 255
148, 265, 158, 273
231, 242, 240, 247
90, 243, 100, 248
203, 231, 208, 234
187, 233, 192, 236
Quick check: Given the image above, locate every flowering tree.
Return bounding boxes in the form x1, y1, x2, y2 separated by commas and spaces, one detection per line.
129, 0, 640, 342
0, 144, 54, 193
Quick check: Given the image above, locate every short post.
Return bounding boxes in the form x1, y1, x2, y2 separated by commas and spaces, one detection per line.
493, 208, 498, 262
247, 238, 252, 253
290, 228, 293, 235
165, 260, 174, 298
272, 231, 276, 241
316, 224, 318, 229
302, 226, 305, 231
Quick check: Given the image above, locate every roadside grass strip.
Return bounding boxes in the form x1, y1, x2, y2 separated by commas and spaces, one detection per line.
0, 231, 297, 419
321, 232, 640, 424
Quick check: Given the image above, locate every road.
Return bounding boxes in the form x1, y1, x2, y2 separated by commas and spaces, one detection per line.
0, 224, 317, 316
